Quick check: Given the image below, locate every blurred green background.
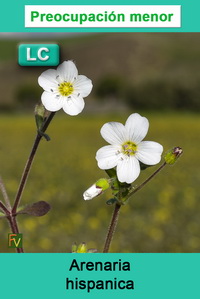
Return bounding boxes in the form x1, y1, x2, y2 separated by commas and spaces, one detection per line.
0, 33, 200, 253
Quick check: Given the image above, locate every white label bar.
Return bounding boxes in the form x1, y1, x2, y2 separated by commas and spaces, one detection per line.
25, 5, 181, 28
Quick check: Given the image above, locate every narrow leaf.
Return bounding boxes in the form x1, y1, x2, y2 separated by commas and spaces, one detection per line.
18, 201, 51, 217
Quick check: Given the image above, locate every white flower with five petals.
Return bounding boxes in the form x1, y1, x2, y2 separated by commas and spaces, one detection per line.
96, 113, 163, 184
38, 60, 93, 116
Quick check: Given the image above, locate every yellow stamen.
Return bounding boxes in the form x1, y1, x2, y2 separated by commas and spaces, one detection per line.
58, 82, 74, 96
122, 141, 137, 156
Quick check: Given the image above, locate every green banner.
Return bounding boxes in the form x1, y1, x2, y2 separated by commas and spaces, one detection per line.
0, 1, 199, 32
0, 253, 199, 298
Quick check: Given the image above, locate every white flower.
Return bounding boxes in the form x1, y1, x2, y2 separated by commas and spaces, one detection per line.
96, 113, 163, 184
83, 184, 103, 200
38, 60, 93, 116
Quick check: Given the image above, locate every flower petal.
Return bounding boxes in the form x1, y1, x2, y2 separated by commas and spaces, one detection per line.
41, 91, 63, 112
100, 122, 127, 145
125, 113, 149, 144
57, 61, 78, 82
96, 145, 121, 169
62, 94, 85, 116
73, 75, 93, 97
136, 141, 163, 165
117, 156, 140, 184
83, 184, 102, 200
38, 69, 58, 92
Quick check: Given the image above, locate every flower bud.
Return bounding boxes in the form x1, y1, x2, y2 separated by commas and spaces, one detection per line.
35, 104, 46, 130
164, 147, 183, 165
71, 242, 97, 253
77, 243, 87, 253
71, 243, 78, 253
35, 103, 46, 118
83, 178, 110, 200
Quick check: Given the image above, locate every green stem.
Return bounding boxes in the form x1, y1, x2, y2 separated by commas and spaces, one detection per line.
12, 112, 55, 214
103, 203, 121, 253
103, 161, 167, 253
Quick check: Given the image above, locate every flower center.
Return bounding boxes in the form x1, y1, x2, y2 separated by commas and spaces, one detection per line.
122, 141, 137, 156
58, 82, 74, 96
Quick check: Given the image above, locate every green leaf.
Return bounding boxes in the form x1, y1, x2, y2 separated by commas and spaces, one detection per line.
106, 198, 117, 205
0, 211, 6, 219
35, 104, 46, 130
38, 130, 51, 141
17, 201, 51, 217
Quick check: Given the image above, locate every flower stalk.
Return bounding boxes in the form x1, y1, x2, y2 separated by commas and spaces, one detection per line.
127, 161, 167, 198
103, 203, 121, 253
0, 111, 56, 253
102, 147, 182, 253
1, 60, 92, 253
0, 177, 23, 252
12, 112, 55, 215
7, 215, 24, 253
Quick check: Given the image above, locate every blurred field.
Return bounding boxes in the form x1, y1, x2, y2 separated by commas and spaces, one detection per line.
1, 33, 200, 111
0, 32, 200, 252
0, 111, 199, 253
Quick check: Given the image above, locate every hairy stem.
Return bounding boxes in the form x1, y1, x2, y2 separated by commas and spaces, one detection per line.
103, 203, 121, 253
0, 200, 10, 215
12, 112, 55, 214
0, 176, 11, 210
103, 162, 167, 253
7, 215, 24, 253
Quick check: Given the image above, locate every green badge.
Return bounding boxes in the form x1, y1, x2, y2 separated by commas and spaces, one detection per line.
8, 233, 23, 248
18, 44, 60, 66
